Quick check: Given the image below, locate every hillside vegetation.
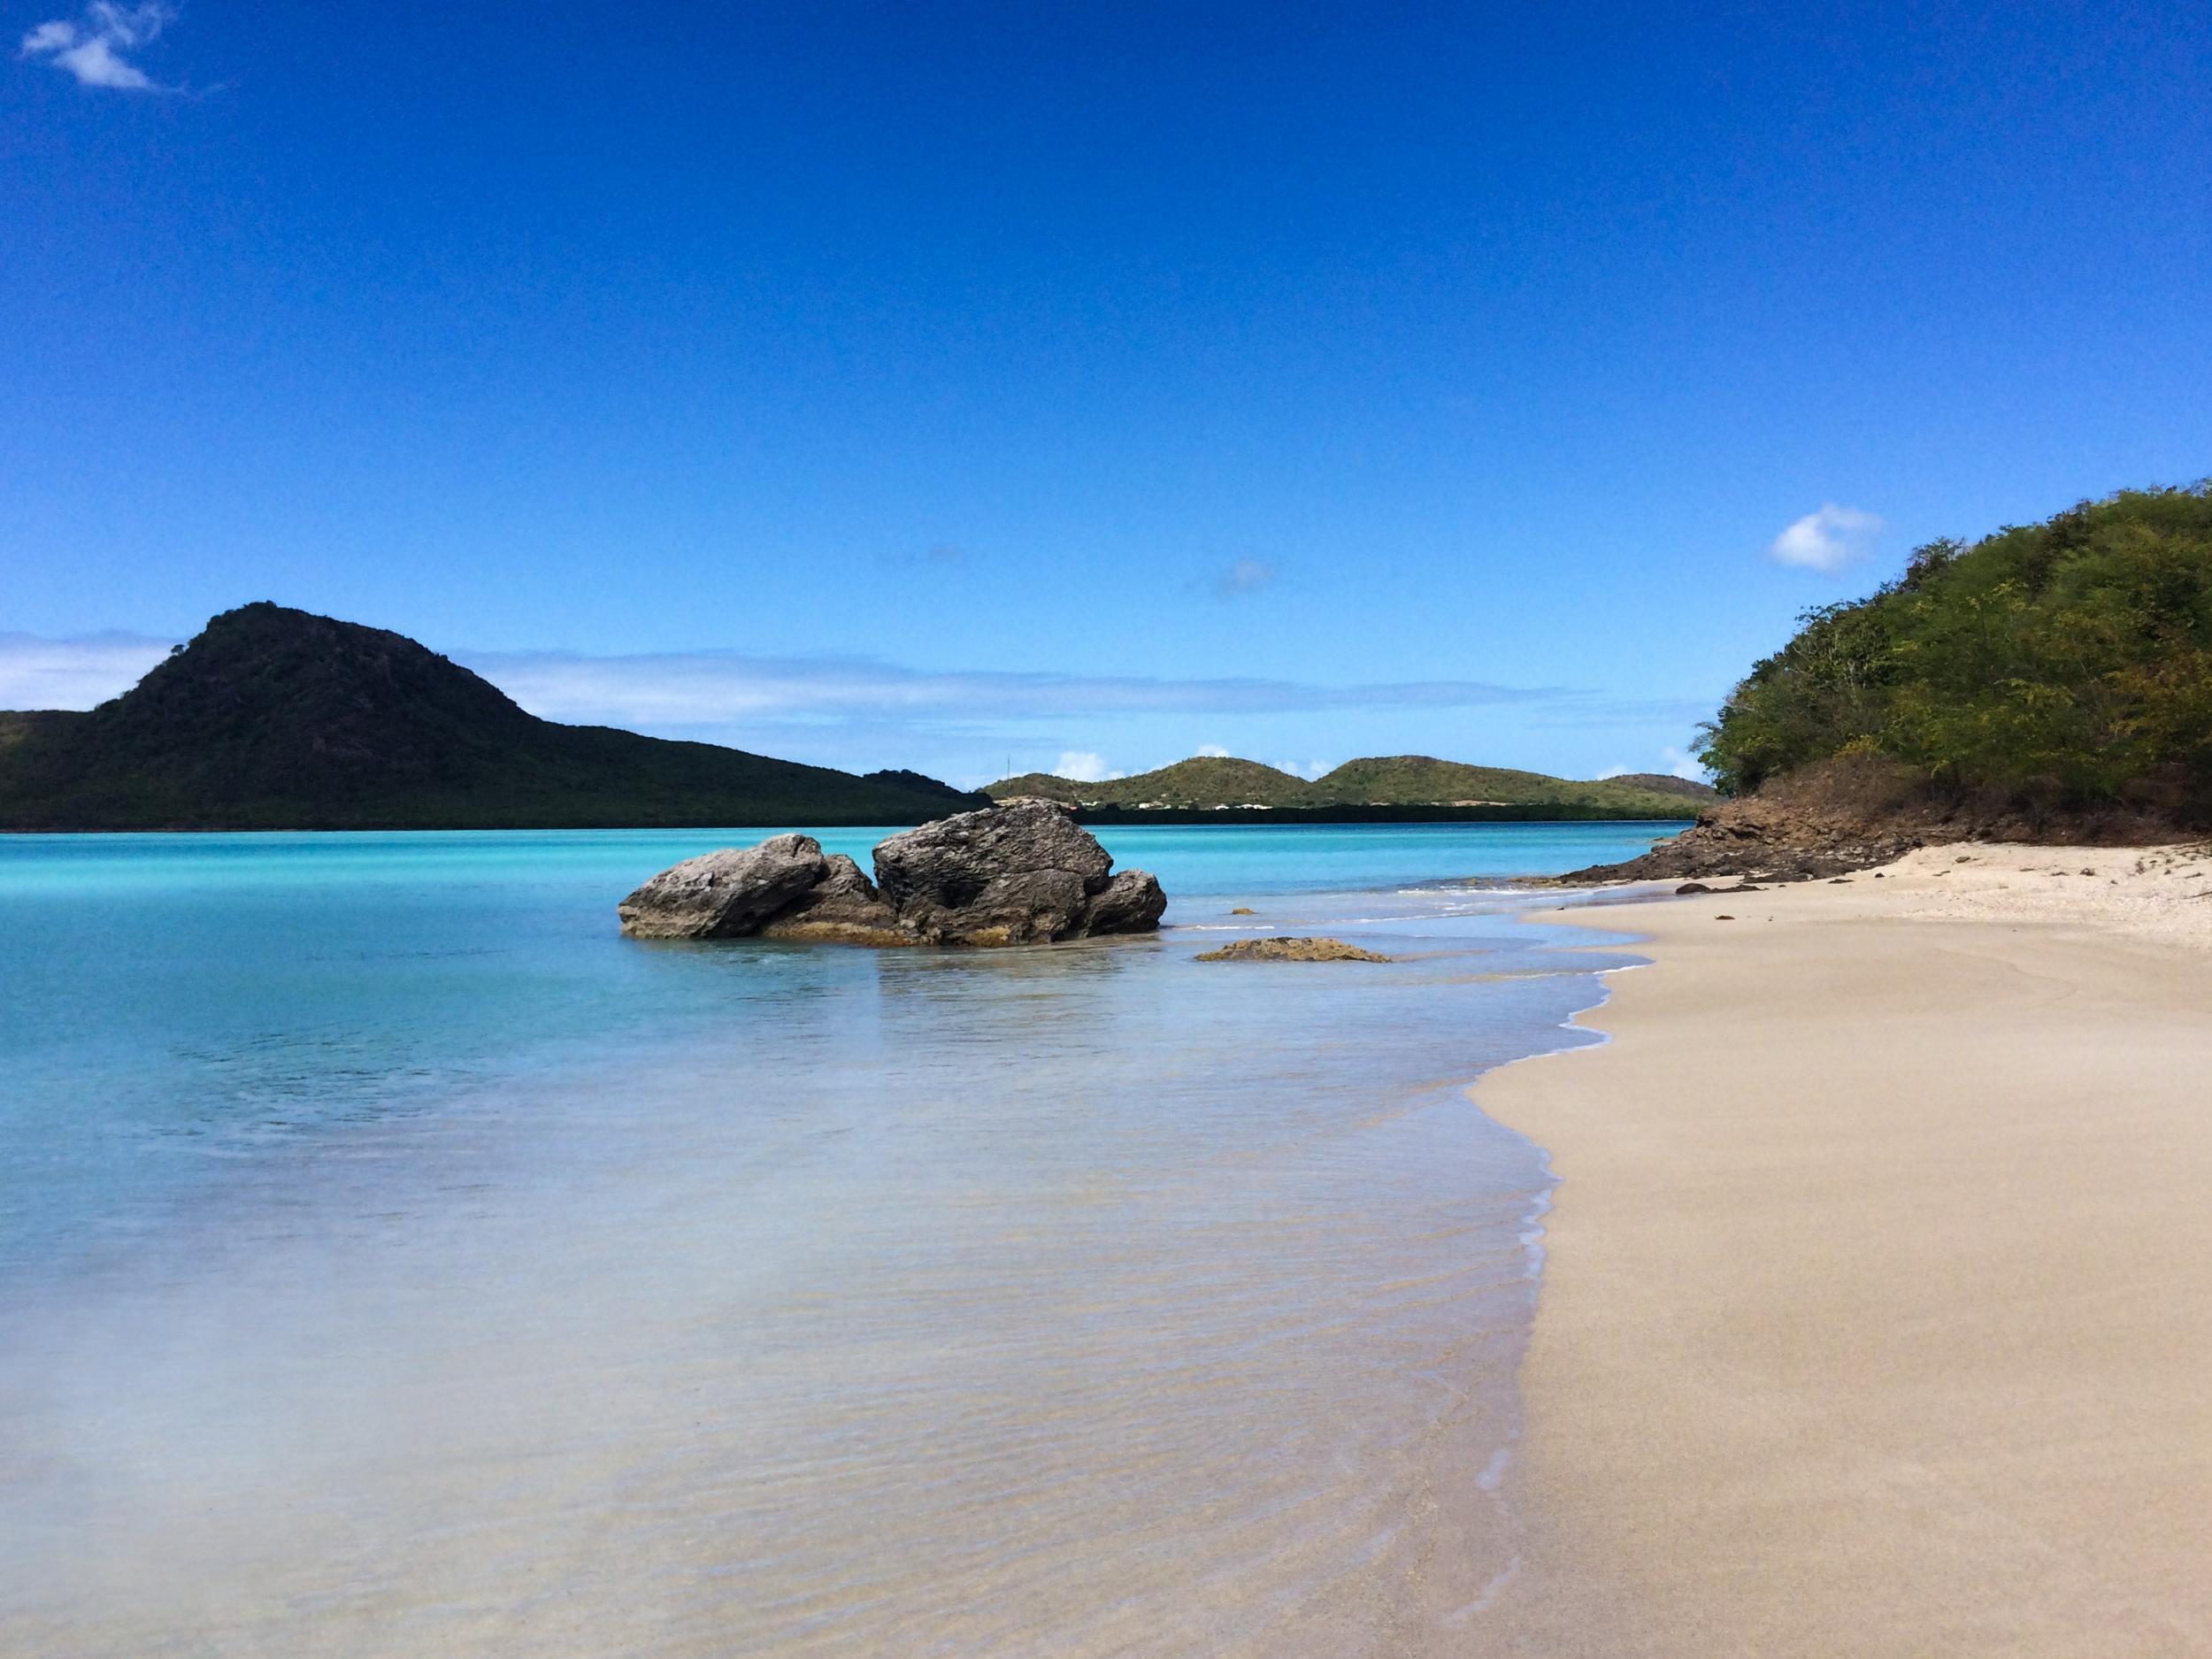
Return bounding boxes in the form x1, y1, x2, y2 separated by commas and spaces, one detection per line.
1700, 484, 2212, 821
0, 603, 987, 830
989, 754, 1709, 818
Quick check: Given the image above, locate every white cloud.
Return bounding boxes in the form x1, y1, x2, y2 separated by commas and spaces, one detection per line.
1055, 750, 1121, 784
19, 3, 176, 91
0, 631, 173, 708
1767, 503, 1883, 572
1194, 742, 1232, 757
1597, 748, 1709, 783
1273, 758, 1333, 780
1210, 558, 1278, 599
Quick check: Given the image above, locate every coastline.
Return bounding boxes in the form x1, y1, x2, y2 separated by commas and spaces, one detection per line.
1483, 843, 2212, 1655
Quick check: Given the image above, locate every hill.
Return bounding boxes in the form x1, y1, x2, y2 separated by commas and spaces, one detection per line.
1599, 772, 1720, 803
0, 603, 988, 831
1700, 483, 2212, 817
987, 753, 1704, 818
1570, 483, 2212, 882
1309, 756, 1712, 814
993, 756, 1320, 810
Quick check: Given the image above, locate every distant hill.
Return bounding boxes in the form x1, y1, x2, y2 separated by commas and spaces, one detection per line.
993, 756, 1317, 810
0, 603, 989, 831
988, 753, 1704, 818
1310, 756, 1711, 814
1593, 772, 1719, 803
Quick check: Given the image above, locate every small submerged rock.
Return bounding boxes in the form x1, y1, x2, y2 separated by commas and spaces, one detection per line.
618, 802, 1165, 948
1194, 936, 1392, 964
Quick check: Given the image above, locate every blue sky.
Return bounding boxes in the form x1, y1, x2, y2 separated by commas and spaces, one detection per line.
4, 2, 2207, 787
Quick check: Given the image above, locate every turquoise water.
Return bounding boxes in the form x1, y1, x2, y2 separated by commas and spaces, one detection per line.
0, 822, 1671, 1656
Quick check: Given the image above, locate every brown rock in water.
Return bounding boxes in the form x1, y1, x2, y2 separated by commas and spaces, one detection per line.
1194, 936, 1392, 963
618, 803, 1164, 948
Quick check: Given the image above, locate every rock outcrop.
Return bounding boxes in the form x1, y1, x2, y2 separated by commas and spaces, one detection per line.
1554, 753, 2193, 887
1194, 936, 1392, 963
617, 803, 1166, 947
1555, 757, 1953, 885
615, 834, 839, 939
758, 854, 910, 946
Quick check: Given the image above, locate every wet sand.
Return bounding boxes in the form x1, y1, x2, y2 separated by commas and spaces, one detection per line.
1483, 843, 2212, 1655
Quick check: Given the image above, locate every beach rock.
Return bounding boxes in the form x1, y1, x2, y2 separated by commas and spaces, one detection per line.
872, 802, 1163, 946
1194, 936, 1392, 963
617, 834, 830, 939
618, 803, 1166, 949
1084, 869, 1169, 935
1554, 751, 2198, 890
760, 854, 910, 945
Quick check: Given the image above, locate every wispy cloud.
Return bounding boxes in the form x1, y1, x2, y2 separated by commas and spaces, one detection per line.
1, 631, 1672, 729
19, 2, 177, 91
1194, 743, 1232, 757
1768, 503, 1882, 572
0, 631, 172, 709
1210, 558, 1278, 600
465, 648, 1581, 727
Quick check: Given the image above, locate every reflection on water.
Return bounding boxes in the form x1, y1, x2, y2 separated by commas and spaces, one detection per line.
0, 830, 1650, 1656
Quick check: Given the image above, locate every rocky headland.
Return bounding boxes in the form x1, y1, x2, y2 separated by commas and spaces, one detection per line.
618, 801, 1167, 947
1555, 756, 2196, 886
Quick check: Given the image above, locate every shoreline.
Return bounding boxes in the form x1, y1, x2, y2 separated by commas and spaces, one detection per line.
1481, 843, 2212, 1655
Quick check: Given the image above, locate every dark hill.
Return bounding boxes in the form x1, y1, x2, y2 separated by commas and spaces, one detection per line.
0, 603, 989, 830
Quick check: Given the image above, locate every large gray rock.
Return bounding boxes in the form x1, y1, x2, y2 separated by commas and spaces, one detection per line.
616, 803, 1166, 948
1084, 868, 1170, 935
617, 833, 830, 939
872, 802, 1163, 945
759, 854, 910, 945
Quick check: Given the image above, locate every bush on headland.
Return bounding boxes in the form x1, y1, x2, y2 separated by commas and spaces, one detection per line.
1700, 482, 2212, 823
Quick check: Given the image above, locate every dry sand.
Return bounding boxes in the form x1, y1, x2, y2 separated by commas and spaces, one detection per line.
1483, 841, 2212, 1657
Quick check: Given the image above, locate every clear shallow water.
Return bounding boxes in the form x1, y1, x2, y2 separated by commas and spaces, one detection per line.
0, 823, 1669, 1656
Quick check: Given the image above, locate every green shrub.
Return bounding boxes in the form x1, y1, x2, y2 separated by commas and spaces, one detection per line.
1699, 484, 2212, 810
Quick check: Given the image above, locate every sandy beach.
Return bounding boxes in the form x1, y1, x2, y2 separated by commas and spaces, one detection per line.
1486, 842, 2212, 1657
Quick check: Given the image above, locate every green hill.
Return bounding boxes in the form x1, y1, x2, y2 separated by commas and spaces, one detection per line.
1310, 755, 1712, 814
0, 603, 988, 831
1600, 772, 1719, 802
992, 756, 1320, 809
1700, 482, 2212, 819
987, 753, 1705, 818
